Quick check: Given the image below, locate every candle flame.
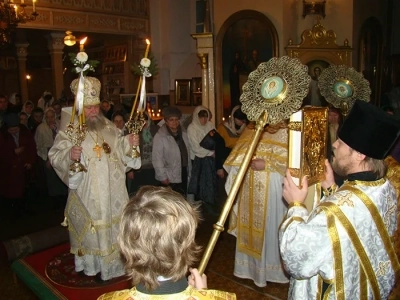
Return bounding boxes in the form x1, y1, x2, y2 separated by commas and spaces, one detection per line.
145, 39, 150, 45
80, 37, 87, 45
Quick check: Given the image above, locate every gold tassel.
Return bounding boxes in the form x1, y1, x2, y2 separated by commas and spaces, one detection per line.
61, 216, 68, 227
91, 222, 96, 233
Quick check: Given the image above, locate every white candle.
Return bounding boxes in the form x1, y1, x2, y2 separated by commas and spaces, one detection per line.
144, 39, 151, 58
80, 37, 87, 52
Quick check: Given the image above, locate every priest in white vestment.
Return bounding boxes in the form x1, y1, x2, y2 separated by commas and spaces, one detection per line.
224, 122, 289, 287
280, 100, 400, 299
49, 77, 141, 281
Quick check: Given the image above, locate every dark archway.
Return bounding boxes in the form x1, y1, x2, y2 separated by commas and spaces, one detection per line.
215, 10, 279, 121
358, 17, 383, 105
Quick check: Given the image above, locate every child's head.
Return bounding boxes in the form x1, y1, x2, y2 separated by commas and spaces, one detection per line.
119, 186, 202, 290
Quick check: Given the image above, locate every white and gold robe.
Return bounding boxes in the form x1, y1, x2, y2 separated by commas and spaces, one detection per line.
224, 127, 289, 286
279, 179, 399, 299
49, 117, 141, 280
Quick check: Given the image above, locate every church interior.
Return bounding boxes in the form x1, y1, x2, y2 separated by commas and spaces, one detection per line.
1, 0, 400, 299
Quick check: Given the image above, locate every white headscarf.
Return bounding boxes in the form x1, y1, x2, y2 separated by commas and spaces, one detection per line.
223, 105, 246, 136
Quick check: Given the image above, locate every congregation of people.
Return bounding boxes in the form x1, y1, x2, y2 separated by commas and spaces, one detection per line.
2, 78, 400, 299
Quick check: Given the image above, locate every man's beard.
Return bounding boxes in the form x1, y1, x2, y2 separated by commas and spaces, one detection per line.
86, 113, 106, 132
331, 153, 352, 177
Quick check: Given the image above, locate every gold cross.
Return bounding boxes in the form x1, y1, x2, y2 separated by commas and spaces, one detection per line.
93, 143, 102, 160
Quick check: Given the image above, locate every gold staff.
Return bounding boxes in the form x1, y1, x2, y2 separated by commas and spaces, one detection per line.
198, 112, 267, 274
197, 56, 311, 274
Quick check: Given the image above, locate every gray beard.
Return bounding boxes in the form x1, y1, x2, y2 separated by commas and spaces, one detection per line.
86, 114, 106, 132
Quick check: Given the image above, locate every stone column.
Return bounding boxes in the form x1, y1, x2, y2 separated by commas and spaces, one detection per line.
191, 33, 215, 125
47, 32, 66, 99
15, 43, 29, 103
197, 53, 208, 105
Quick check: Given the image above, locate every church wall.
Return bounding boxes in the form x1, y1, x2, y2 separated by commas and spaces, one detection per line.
149, 0, 199, 97
148, 0, 394, 111
213, 0, 354, 61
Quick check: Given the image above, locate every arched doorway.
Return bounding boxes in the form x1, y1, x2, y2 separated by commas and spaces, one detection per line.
358, 17, 383, 105
215, 10, 279, 120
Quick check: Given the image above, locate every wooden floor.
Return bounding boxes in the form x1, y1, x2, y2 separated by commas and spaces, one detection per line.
0, 195, 288, 300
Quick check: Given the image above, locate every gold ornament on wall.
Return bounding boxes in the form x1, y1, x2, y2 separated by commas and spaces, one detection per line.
240, 56, 311, 124
318, 65, 371, 116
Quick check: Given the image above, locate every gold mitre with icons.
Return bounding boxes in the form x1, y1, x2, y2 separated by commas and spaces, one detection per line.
70, 76, 101, 106
318, 64, 371, 116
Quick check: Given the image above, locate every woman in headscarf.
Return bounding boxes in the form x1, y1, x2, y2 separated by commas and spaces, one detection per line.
21, 100, 34, 118
37, 91, 54, 111
187, 105, 218, 214
217, 105, 247, 159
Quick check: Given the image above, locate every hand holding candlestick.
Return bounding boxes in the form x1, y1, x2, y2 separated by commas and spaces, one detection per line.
126, 39, 152, 158
125, 113, 146, 158
65, 107, 88, 175
65, 38, 98, 175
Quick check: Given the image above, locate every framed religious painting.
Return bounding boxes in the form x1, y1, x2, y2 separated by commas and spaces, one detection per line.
285, 21, 353, 108
304, 60, 330, 107
175, 79, 191, 106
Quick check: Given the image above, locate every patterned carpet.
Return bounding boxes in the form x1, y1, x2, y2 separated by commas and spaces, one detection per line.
0, 204, 288, 299
45, 246, 128, 288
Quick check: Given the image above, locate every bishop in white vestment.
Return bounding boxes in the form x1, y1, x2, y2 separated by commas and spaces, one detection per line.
49, 77, 141, 281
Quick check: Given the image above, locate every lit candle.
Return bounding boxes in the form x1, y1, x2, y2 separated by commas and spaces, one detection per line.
129, 39, 150, 119
14, 5, 17, 17
130, 77, 142, 119
32, 0, 36, 12
144, 39, 151, 58
80, 37, 87, 52
156, 113, 160, 117
70, 102, 76, 123
222, 117, 225, 121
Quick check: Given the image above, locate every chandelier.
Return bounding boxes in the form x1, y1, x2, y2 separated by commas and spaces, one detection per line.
0, 0, 38, 46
